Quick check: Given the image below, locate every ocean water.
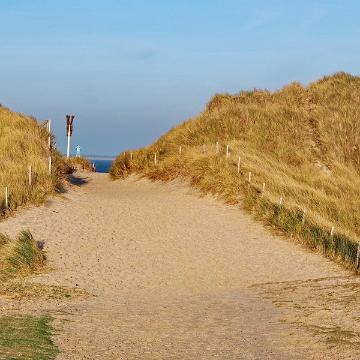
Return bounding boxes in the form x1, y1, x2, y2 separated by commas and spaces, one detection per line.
89, 159, 114, 173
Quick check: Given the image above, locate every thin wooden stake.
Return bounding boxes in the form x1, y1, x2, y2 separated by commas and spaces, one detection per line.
237, 156, 241, 174
302, 210, 306, 225
48, 157, 52, 175
130, 153, 133, 160
279, 197, 283, 206
356, 243, 360, 269
262, 182, 266, 193
330, 226, 335, 237
154, 153, 157, 166
226, 145, 229, 158
5, 186, 8, 209
179, 145, 182, 155
248, 172, 252, 183
28, 166, 32, 186
216, 142, 219, 153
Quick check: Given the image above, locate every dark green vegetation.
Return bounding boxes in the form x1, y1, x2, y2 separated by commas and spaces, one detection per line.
0, 315, 59, 360
110, 73, 360, 268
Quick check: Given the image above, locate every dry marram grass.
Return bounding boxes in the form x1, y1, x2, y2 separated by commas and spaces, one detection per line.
110, 72, 360, 268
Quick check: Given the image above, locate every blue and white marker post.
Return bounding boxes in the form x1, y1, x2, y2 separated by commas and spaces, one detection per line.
76, 145, 81, 157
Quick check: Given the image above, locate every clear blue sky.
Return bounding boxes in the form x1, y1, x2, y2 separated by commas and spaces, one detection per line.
1, 0, 359, 156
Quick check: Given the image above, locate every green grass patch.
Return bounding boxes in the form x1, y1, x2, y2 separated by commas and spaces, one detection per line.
0, 315, 59, 360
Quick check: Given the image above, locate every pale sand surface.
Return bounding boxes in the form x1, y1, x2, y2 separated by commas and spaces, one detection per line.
1, 173, 360, 359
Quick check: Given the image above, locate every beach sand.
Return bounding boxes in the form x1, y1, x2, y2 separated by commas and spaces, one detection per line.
1, 173, 359, 359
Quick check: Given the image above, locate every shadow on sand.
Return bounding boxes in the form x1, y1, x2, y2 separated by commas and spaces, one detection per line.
57, 173, 90, 194
68, 173, 90, 186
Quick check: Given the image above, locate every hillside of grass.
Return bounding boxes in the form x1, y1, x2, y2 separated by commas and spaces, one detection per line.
110, 72, 360, 268
0, 105, 71, 216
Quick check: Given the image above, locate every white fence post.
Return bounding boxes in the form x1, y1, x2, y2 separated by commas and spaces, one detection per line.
302, 210, 306, 225
330, 226, 335, 237
28, 166, 32, 186
5, 186, 8, 209
356, 243, 360, 269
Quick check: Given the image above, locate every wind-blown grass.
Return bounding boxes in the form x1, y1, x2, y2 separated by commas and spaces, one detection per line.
0, 230, 46, 282
0, 105, 69, 216
110, 72, 360, 269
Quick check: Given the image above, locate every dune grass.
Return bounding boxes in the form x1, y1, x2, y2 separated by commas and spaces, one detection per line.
0, 230, 46, 283
0, 105, 70, 216
110, 72, 360, 269
66, 156, 93, 172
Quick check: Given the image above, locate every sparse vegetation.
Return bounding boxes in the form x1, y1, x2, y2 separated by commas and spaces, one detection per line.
0, 315, 59, 360
66, 156, 93, 172
110, 72, 360, 268
0, 230, 46, 282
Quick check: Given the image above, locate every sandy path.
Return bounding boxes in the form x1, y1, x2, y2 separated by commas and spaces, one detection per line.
0, 173, 359, 359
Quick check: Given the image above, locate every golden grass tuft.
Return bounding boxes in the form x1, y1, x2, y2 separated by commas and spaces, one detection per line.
66, 156, 93, 172
110, 72, 360, 269
0, 230, 45, 282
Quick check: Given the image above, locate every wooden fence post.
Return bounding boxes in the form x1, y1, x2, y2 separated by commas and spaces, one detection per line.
356, 243, 360, 269
28, 166, 32, 186
5, 187, 9, 209
216, 142, 219, 153
226, 145, 229, 158
154, 153, 157, 166
237, 156, 241, 174
248, 172, 252, 183
179, 145, 182, 155
330, 226, 335, 237
48, 157, 52, 175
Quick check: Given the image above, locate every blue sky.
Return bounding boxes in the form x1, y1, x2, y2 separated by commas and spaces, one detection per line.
1, 0, 359, 155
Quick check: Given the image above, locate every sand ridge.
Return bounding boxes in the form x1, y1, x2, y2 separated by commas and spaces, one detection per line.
0, 173, 358, 359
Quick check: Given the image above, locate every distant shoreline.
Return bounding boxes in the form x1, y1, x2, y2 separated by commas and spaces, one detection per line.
84, 155, 116, 161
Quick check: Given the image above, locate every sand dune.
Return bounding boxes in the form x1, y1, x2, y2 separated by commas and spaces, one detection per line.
0, 173, 359, 359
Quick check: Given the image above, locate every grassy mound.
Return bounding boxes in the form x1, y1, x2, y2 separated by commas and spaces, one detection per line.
0, 105, 69, 216
110, 72, 360, 268
0, 230, 46, 282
